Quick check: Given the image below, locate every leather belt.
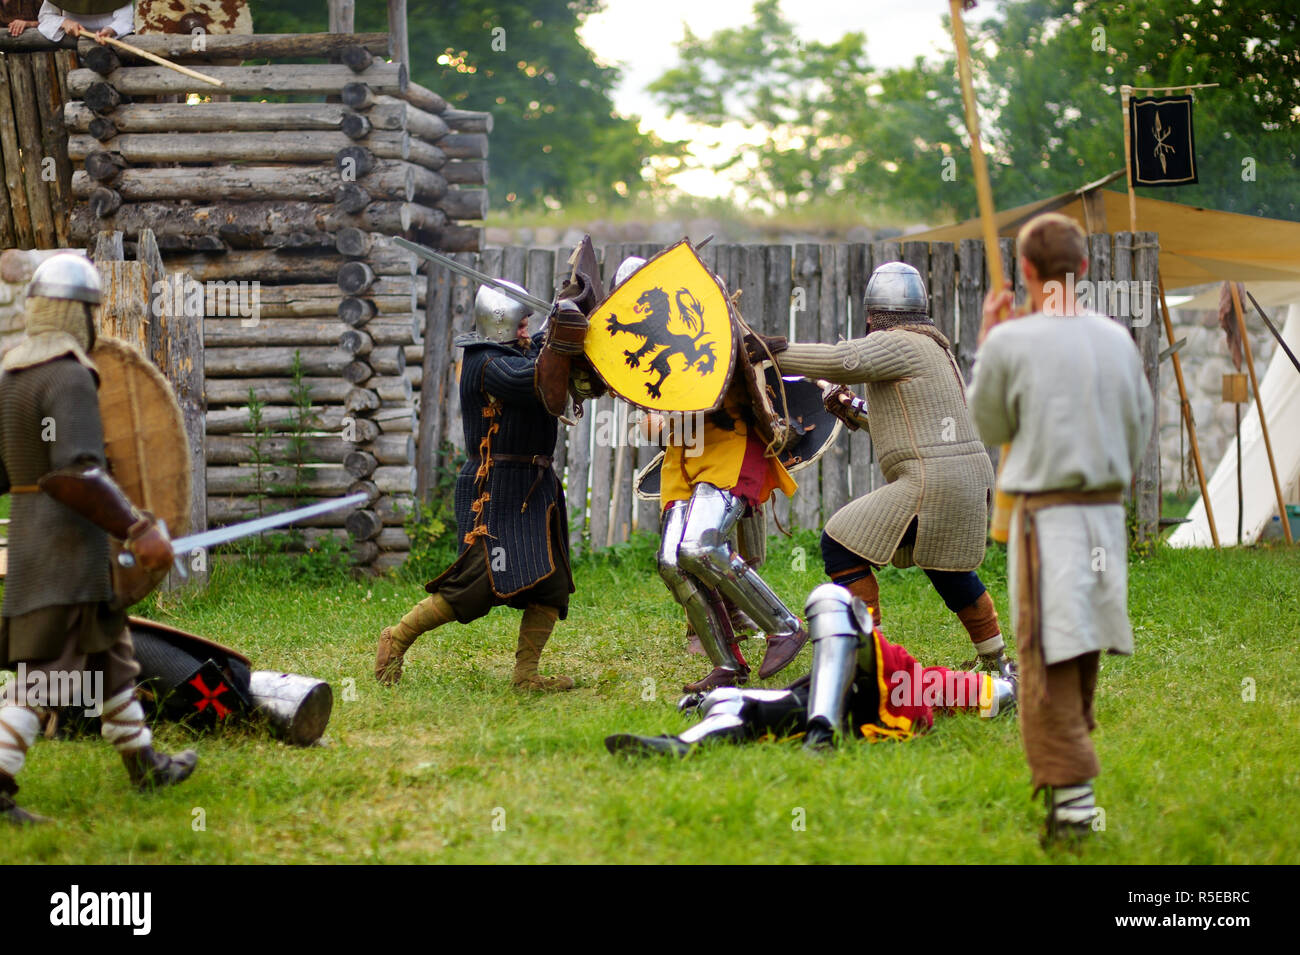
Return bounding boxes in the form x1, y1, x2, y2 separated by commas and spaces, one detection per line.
472, 453, 552, 468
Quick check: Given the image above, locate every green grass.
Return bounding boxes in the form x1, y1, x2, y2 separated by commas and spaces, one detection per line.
1, 531, 1298, 864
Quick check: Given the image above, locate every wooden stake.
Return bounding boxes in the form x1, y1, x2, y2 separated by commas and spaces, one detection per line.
1228, 281, 1292, 544
949, 0, 1015, 541
1159, 272, 1218, 547
97, 35, 224, 88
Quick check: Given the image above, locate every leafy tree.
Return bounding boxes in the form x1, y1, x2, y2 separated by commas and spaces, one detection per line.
650, 0, 1300, 222
256, 1, 673, 209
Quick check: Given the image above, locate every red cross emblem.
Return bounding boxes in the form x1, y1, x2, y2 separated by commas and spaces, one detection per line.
188, 673, 233, 719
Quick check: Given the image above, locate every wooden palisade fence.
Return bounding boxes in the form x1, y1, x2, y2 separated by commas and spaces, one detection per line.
0, 34, 78, 249
418, 234, 1163, 555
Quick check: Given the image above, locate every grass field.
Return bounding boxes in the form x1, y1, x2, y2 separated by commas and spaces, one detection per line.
1, 531, 1297, 864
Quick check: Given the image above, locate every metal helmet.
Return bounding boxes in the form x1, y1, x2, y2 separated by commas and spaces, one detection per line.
613, 256, 647, 289
27, 252, 101, 305
863, 262, 927, 315
473, 280, 533, 343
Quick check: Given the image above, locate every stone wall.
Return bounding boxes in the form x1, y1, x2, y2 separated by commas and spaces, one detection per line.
0, 248, 75, 352
1158, 302, 1289, 495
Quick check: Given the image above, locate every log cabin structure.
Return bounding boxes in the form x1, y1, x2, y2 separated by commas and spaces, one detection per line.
0, 4, 490, 574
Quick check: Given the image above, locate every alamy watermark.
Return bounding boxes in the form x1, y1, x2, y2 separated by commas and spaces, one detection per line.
1043, 273, 1154, 327
151, 274, 261, 326
1, 665, 102, 716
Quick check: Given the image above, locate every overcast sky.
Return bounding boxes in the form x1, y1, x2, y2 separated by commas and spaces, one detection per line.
579, 1, 970, 196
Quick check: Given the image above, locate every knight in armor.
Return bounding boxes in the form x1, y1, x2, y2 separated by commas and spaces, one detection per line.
374, 278, 582, 691
605, 582, 1016, 757
612, 256, 809, 694
752, 262, 1011, 674
0, 254, 198, 825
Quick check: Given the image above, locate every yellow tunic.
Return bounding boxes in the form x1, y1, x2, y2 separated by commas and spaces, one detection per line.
659, 386, 797, 508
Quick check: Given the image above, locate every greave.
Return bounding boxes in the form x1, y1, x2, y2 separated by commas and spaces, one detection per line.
804, 584, 863, 734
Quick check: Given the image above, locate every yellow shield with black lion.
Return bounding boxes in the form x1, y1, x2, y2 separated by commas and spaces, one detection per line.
584, 241, 736, 412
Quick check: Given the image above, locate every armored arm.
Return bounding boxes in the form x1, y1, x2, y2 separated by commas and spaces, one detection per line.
534, 299, 589, 417
38, 466, 174, 571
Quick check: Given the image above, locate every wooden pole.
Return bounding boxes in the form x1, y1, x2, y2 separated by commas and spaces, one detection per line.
329, 0, 356, 34
949, 0, 1014, 542
1158, 272, 1218, 547
388, 0, 410, 69
97, 35, 224, 87
1228, 281, 1292, 543
1121, 85, 1138, 233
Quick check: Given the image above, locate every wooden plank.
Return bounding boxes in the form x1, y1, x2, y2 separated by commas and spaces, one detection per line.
1111, 231, 1134, 332
844, 242, 875, 499
765, 244, 792, 338
790, 243, 823, 530
0, 54, 35, 247
955, 238, 985, 383
929, 242, 957, 343
1133, 231, 1162, 545
0, 88, 13, 247
588, 395, 613, 550
819, 244, 850, 519
417, 262, 452, 501
565, 397, 593, 551
29, 52, 71, 247
739, 244, 767, 333
501, 244, 528, 288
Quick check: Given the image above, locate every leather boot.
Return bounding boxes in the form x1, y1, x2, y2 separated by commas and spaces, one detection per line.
0, 773, 49, 826
512, 605, 574, 691
683, 665, 747, 694
839, 574, 882, 628
122, 746, 198, 792
757, 621, 809, 680
956, 593, 1013, 673
376, 593, 455, 685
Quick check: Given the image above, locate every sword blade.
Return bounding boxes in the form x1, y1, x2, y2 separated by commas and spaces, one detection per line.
172, 493, 371, 553
393, 236, 553, 313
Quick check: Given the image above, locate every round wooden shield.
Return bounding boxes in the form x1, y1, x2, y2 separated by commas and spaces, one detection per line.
92, 338, 192, 608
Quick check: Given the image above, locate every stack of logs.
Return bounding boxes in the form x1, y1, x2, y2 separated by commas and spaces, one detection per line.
61, 32, 491, 573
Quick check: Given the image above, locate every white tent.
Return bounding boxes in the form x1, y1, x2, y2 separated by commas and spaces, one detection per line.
1168, 304, 1300, 547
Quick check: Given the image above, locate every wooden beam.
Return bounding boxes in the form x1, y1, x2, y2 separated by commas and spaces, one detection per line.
329, 0, 356, 34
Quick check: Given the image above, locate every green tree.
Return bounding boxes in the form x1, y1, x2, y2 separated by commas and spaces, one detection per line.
650, 0, 1300, 222
256, 0, 673, 209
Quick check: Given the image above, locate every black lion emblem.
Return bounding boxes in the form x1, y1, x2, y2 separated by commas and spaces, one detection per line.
606, 286, 717, 399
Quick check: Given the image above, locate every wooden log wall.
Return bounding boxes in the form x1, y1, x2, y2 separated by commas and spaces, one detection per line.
415, 236, 1163, 555
58, 32, 491, 573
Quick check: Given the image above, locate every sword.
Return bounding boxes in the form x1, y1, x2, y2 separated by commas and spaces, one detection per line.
392, 236, 553, 313
117, 493, 370, 575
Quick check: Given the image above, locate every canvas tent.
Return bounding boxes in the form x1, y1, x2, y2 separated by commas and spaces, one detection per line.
904, 176, 1300, 291
907, 179, 1300, 548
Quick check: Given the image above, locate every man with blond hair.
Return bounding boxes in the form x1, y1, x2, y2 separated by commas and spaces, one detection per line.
968, 213, 1153, 846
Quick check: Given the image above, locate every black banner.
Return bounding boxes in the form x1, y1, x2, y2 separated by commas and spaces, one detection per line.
1129, 94, 1198, 187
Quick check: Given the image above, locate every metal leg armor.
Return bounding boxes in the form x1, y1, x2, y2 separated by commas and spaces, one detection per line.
803, 583, 867, 749
605, 687, 805, 757
677, 484, 801, 640
736, 506, 767, 569
657, 501, 745, 674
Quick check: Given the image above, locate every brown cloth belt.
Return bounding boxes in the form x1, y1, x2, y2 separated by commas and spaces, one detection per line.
466, 454, 553, 516
1013, 489, 1124, 704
